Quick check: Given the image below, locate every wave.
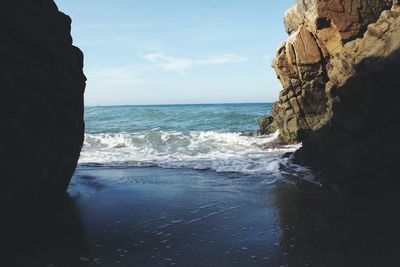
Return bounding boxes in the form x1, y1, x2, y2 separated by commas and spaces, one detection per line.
79, 130, 302, 176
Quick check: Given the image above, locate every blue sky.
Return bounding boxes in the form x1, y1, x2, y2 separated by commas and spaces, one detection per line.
55, 0, 294, 106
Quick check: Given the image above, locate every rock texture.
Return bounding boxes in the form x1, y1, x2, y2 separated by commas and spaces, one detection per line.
263, 0, 400, 191
0, 0, 85, 207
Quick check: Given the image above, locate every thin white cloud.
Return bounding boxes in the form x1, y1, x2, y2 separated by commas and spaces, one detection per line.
84, 52, 248, 90
86, 65, 145, 89
197, 54, 248, 65
142, 52, 248, 73
143, 52, 192, 72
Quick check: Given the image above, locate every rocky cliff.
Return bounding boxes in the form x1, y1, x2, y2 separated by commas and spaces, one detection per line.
0, 0, 85, 207
262, 0, 400, 191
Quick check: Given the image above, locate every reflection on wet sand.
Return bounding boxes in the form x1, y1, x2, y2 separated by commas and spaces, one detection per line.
4, 167, 400, 267
274, 182, 400, 267
3, 194, 86, 267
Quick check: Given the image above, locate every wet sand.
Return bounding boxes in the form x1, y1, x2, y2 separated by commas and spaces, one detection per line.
5, 166, 400, 267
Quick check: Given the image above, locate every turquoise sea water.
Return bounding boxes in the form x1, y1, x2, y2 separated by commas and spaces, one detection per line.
81, 103, 303, 180
85, 103, 272, 134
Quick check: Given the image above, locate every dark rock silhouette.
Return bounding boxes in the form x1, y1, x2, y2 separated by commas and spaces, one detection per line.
0, 0, 85, 206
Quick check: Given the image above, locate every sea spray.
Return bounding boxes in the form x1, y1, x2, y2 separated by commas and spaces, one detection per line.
80, 130, 300, 175
80, 104, 306, 179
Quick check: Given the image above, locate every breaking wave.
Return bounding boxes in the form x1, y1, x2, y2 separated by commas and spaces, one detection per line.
79, 130, 301, 176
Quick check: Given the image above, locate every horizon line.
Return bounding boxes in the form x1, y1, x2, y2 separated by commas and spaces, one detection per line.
84, 101, 273, 108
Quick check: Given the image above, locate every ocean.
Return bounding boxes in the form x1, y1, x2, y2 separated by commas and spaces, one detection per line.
80, 103, 303, 182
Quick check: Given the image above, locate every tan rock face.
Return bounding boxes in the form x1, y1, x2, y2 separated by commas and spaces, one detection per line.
393, 0, 400, 10
264, 0, 400, 190
285, 0, 392, 40
264, 0, 394, 142
318, 0, 392, 41
294, 26, 322, 65
329, 9, 400, 87
270, 22, 328, 141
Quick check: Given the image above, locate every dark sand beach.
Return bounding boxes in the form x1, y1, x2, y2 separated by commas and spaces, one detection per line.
7, 166, 400, 267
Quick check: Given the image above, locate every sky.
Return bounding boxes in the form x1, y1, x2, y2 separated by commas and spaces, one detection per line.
54, 0, 295, 106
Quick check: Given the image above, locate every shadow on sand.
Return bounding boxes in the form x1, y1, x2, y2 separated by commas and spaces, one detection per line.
2, 193, 86, 267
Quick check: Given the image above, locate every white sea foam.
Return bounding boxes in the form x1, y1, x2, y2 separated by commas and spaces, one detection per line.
79, 130, 301, 176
